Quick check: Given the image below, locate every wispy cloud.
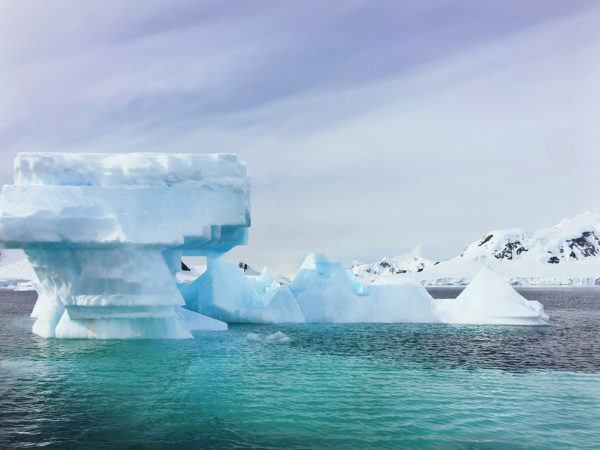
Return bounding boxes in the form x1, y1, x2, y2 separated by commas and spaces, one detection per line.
1, 0, 598, 273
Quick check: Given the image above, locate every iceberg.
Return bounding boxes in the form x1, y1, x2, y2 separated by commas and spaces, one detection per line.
178, 253, 548, 326
178, 257, 305, 323
265, 331, 292, 343
433, 265, 549, 325
178, 253, 440, 324
290, 253, 440, 323
0, 153, 548, 337
0, 153, 248, 338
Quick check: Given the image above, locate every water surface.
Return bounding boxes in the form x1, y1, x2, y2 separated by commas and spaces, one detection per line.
1, 288, 599, 449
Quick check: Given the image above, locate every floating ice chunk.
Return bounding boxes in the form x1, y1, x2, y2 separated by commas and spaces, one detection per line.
265, 331, 291, 343
246, 332, 260, 341
433, 265, 549, 325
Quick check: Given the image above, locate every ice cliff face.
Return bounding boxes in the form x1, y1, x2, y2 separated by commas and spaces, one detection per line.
0, 153, 250, 338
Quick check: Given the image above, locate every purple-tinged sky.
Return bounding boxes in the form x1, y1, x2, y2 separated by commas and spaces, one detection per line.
1, 1, 599, 274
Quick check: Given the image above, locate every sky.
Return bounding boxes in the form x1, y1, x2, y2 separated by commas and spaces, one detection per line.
1, 0, 599, 275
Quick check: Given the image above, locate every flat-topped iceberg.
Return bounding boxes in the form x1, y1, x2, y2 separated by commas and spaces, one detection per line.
0, 153, 249, 338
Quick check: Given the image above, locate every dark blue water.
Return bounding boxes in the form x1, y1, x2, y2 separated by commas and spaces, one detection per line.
1, 288, 600, 449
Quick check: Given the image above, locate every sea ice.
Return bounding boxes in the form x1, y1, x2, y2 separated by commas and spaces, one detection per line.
0, 153, 250, 338
433, 265, 549, 325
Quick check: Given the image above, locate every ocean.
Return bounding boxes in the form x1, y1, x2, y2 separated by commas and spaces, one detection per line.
1, 288, 599, 449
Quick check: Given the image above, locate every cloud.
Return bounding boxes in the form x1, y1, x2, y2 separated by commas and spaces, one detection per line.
0, 0, 598, 274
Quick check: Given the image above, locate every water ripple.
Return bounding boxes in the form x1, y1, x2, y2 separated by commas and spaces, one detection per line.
1, 289, 600, 448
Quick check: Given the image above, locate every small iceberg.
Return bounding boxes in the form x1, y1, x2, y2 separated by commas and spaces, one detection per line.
246, 331, 292, 343
265, 331, 292, 343
246, 332, 260, 342
433, 265, 549, 325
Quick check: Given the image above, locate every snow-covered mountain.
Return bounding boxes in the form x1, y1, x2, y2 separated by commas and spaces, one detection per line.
355, 211, 600, 286
351, 245, 435, 282
0, 249, 36, 290
455, 210, 600, 265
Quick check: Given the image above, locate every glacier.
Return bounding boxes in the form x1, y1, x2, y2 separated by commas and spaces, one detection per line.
0, 152, 549, 339
0, 153, 250, 338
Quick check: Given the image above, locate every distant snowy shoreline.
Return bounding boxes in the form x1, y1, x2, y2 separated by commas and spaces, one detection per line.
352, 211, 600, 287
1, 211, 599, 290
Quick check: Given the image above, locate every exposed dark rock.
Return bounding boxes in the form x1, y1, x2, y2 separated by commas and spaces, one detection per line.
567, 231, 598, 257
548, 256, 560, 264
493, 240, 528, 260
478, 234, 494, 246
181, 261, 190, 271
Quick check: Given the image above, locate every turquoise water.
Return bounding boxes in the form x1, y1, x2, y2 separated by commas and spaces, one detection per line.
1, 289, 600, 449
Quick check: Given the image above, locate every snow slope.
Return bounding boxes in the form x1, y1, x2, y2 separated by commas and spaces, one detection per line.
355, 212, 600, 286
352, 245, 435, 282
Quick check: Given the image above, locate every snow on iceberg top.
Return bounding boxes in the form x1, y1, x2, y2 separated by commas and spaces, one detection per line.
0, 152, 250, 248
13, 152, 247, 187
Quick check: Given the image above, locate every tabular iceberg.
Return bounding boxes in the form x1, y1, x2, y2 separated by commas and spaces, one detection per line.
0, 153, 250, 338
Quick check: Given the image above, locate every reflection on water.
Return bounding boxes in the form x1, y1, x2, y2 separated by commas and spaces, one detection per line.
1, 288, 600, 448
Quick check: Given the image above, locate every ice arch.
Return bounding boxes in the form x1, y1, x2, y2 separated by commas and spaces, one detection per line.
0, 153, 250, 338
